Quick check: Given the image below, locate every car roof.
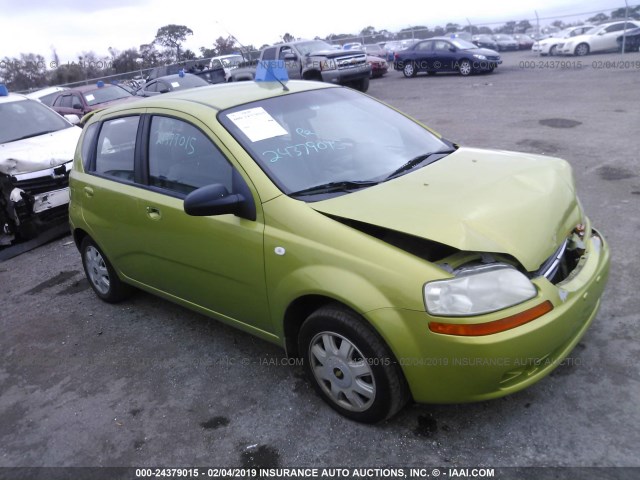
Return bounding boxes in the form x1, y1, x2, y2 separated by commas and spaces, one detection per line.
67, 84, 122, 94
25, 86, 68, 99
151, 73, 204, 82
90, 80, 335, 118
0, 92, 29, 104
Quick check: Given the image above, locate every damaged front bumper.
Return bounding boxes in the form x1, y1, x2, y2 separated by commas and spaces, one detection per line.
0, 160, 72, 245
364, 222, 610, 404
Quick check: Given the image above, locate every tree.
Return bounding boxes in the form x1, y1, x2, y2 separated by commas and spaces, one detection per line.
110, 48, 142, 74
445, 23, 460, 33
154, 24, 193, 61
139, 43, 160, 67
611, 6, 640, 20
0, 53, 48, 91
587, 13, 608, 24
282, 33, 295, 43
182, 49, 197, 60
516, 20, 532, 33
551, 20, 565, 29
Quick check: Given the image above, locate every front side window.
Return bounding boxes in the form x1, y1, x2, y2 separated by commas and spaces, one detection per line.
148, 116, 232, 195
94, 116, 139, 181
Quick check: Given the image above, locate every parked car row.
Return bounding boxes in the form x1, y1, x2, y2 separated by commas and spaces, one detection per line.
531, 21, 640, 56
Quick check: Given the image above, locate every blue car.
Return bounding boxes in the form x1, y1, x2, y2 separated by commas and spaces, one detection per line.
394, 37, 501, 77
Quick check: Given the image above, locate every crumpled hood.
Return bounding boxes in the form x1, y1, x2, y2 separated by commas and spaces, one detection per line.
311, 147, 582, 271
0, 126, 81, 175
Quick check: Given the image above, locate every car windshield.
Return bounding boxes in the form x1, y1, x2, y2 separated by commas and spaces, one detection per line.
295, 41, 333, 55
219, 88, 452, 198
493, 35, 514, 40
450, 39, 477, 49
166, 75, 208, 90
82, 86, 132, 106
221, 55, 243, 67
0, 98, 71, 144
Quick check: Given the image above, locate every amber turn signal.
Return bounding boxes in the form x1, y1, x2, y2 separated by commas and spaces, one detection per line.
429, 301, 554, 336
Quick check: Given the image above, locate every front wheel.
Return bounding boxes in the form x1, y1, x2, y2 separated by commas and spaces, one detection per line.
574, 43, 590, 56
354, 76, 369, 92
458, 59, 472, 76
81, 237, 133, 303
402, 62, 417, 78
298, 305, 409, 423
549, 45, 558, 56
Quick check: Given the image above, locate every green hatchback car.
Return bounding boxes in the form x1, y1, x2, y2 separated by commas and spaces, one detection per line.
70, 80, 609, 423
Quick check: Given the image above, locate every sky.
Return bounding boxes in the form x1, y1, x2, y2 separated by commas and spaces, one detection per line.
0, 0, 624, 63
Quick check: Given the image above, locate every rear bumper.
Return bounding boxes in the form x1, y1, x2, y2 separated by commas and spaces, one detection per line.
366, 227, 610, 404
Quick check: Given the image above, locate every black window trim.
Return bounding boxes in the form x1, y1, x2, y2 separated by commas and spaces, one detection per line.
84, 111, 257, 216
87, 114, 142, 187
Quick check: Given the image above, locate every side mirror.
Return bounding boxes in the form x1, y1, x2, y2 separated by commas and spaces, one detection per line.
158, 85, 170, 93
449, 47, 457, 52
284, 53, 297, 61
64, 114, 80, 125
184, 184, 244, 217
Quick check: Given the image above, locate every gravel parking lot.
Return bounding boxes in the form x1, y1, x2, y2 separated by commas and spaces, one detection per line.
1, 49, 639, 474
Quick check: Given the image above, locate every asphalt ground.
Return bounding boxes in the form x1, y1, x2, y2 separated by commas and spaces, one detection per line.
1, 49, 639, 475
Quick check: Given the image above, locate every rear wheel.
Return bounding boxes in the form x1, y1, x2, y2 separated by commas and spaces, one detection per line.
402, 62, 417, 78
81, 237, 133, 303
298, 304, 410, 423
574, 43, 589, 56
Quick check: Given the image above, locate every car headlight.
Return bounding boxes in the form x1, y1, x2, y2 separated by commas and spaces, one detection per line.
321, 60, 337, 71
424, 264, 537, 316
473, 54, 487, 60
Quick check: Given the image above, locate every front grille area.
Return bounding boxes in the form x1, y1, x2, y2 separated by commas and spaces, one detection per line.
487, 55, 500, 61
532, 228, 585, 284
336, 54, 367, 70
10, 162, 71, 195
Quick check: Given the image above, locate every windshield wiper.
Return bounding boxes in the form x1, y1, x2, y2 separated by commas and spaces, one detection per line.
290, 180, 379, 197
12, 130, 58, 141
385, 149, 456, 180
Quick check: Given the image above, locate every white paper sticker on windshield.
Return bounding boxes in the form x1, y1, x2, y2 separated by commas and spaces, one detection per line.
85, 94, 95, 102
171, 82, 180, 88
227, 107, 288, 142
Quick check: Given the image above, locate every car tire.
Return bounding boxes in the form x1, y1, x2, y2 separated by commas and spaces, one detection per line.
458, 59, 472, 76
574, 43, 590, 56
298, 304, 410, 423
402, 62, 417, 78
549, 45, 557, 56
81, 237, 133, 303
355, 76, 369, 93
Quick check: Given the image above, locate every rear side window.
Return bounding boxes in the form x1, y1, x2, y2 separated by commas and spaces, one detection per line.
95, 116, 139, 181
148, 116, 232, 195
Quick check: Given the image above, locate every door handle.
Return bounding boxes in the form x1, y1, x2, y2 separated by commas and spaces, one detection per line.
146, 206, 162, 220
83, 186, 94, 197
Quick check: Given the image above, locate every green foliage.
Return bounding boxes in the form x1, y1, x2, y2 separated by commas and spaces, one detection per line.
0, 53, 48, 91
154, 24, 194, 61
